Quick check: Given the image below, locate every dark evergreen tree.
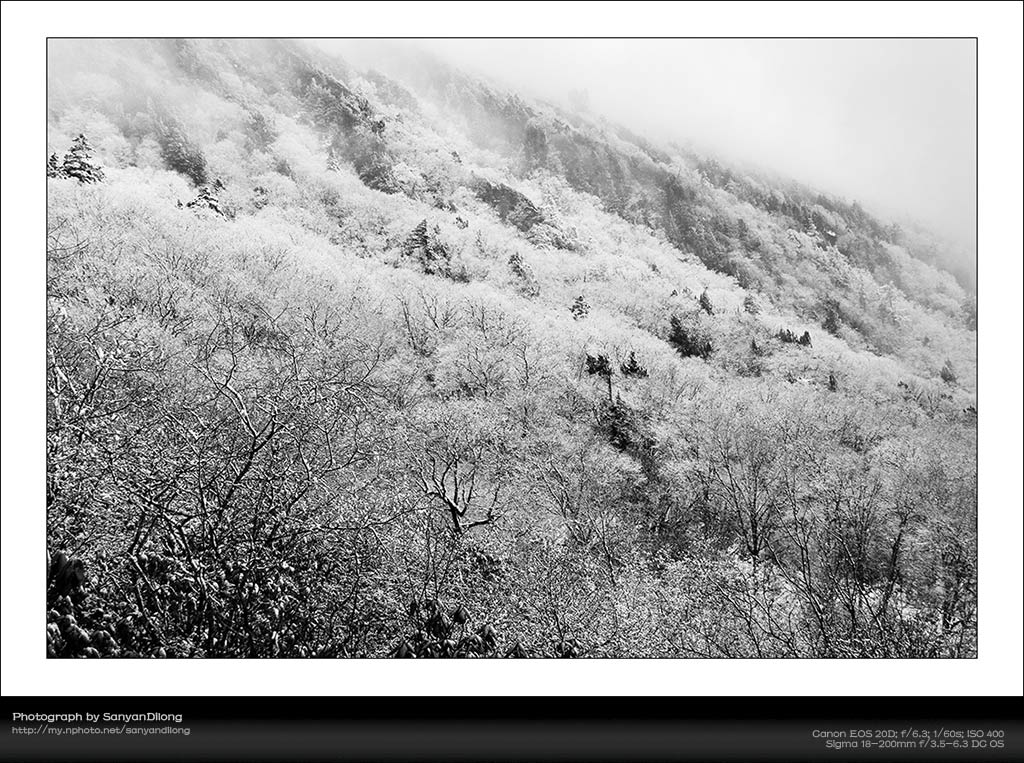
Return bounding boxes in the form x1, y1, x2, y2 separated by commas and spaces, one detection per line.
570, 295, 590, 320
822, 297, 842, 335
585, 353, 614, 402
598, 396, 633, 451
668, 316, 712, 360
61, 135, 104, 184
156, 120, 208, 186
403, 220, 453, 277
619, 351, 648, 378
776, 328, 798, 344
798, 331, 812, 347
185, 185, 225, 217
404, 220, 430, 258
585, 353, 612, 377
699, 288, 715, 315
47, 152, 65, 179
940, 359, 958, 385
523, 122, 548, 171
423, 225, 453, 276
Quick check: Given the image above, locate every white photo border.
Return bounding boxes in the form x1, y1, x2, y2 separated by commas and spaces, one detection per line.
2, 1, 1020, 696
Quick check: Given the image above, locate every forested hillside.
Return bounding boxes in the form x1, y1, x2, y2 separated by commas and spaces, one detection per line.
46, 39, 976, 658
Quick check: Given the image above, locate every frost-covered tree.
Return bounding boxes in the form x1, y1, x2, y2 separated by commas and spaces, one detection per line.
508, 252, 539, 298
245, 110, 277, 152
962, 295, 977, 331
568, 88, 590, 113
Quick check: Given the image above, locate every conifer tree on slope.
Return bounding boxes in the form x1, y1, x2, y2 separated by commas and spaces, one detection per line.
46, 152, 64, 179
61, 134, 104, 184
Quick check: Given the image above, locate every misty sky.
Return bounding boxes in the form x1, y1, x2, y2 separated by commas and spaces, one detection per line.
329, 39, 976, 256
